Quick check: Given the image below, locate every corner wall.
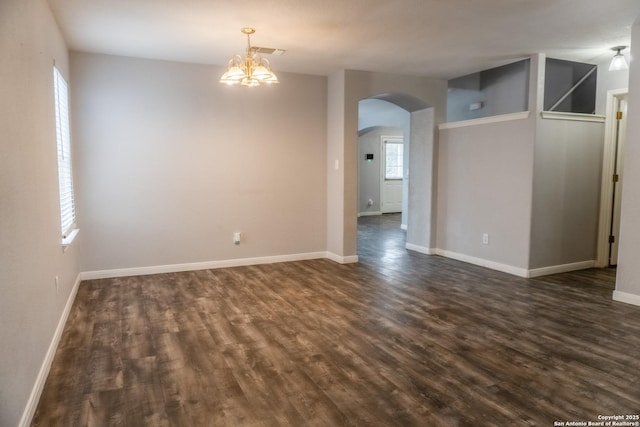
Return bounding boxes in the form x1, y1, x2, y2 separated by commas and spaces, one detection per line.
437, 115, 536, 271
529, 117, 604, 270
615, 18, 640, 306
327, 70, 347, 259
0, 1, 80, 426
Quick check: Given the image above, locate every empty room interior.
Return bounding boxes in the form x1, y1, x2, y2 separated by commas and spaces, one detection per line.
3, 1, 640, 425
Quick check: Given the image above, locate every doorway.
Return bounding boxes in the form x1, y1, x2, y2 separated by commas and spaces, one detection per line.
351, 92, 436, 262
597, 89, 628, 267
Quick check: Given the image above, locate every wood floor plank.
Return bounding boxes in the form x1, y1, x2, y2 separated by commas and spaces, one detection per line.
32, 214, 640, 426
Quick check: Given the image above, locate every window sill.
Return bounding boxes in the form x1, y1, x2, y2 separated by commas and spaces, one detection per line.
61, 229, 79, 251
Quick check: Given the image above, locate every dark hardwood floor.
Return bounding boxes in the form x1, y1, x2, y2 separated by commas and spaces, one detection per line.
32, 214, 640, 426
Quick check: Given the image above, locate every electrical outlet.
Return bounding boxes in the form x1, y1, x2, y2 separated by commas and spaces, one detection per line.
233, 232, 242, 245
482, 233, 489, 245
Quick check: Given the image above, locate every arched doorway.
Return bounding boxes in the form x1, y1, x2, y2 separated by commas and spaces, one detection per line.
325, 70, 444, 264
356, 92, 436, 258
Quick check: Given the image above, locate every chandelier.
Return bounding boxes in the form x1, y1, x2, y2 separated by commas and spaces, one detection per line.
219, 28, 279, 87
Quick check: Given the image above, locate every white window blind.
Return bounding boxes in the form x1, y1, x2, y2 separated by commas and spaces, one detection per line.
53, 66, 76, 239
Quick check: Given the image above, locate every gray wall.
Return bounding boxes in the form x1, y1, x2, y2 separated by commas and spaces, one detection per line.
439, 53, 616, 275
616, 17, 640, 302
72, 53, 328, 272
0, 1, 81, 425
437, 117, 536, 269
529, 119, 605, 268
447, 59, 530, 122
407, 108, 437, 250
326, 70, 346, 257
358, 127, 403, 215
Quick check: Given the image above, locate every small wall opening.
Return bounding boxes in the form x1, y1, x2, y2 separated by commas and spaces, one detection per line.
447, 59, 530, 122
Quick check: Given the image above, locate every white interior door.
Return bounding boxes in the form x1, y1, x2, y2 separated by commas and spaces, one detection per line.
610, 94, 628, 265
382, 138, 403, 213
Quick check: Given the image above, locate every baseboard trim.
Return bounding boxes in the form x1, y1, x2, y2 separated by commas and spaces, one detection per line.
81, 252, 333, 280
613, 290, 640, 307
325, 252, 359, 264
358, 211, 382, 217
527, 260, 595, 278
405, 243, 435, 255
435, 249, 529, 278
19, 273, 82, 427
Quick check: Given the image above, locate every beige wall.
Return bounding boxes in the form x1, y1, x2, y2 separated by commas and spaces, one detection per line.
72, 53, 328, 272
0, 1, 80, 425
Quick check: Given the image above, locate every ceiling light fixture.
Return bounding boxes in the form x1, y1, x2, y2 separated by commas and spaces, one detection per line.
609, 46, 629, 71
219, 27, 279, 87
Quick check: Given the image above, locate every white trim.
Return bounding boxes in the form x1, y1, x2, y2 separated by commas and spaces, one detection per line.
405, 243, 434, 255
325, 252, 359, 264
434, 249, 529, 277
61, 228, 79, 249
527, 260, 595, 278
540, 111, 606, 123
438, 111, 530, 130
400, 223, 407, 230
358, 211, 382, 217
613, 290, 640, 307
19, 273, 82, 427
80, 252, 355, 280
596, 88, 628, 267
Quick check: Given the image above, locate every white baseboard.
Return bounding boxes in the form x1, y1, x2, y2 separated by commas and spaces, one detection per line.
402, 246, 597, 279
358, 211, 382, 217
19, 273, 82, 427
405, 243, 435, 255
325, 252, 359, 264
613, 290, 640, 307
435, 249, 529, 278
527, 260, 595, 278
81, 252, 331, 280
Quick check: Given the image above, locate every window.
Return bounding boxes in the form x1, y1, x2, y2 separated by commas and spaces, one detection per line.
53, 66, 77, 245
384, 141, 404, 180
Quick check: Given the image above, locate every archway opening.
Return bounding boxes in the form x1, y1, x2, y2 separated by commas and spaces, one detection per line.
356, 93, 435, 261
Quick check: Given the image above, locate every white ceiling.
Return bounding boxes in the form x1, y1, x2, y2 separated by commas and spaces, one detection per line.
48, 0, 640, 80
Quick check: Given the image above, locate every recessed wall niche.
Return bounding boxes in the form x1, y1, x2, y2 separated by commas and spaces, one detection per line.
446, 59, 530, 122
